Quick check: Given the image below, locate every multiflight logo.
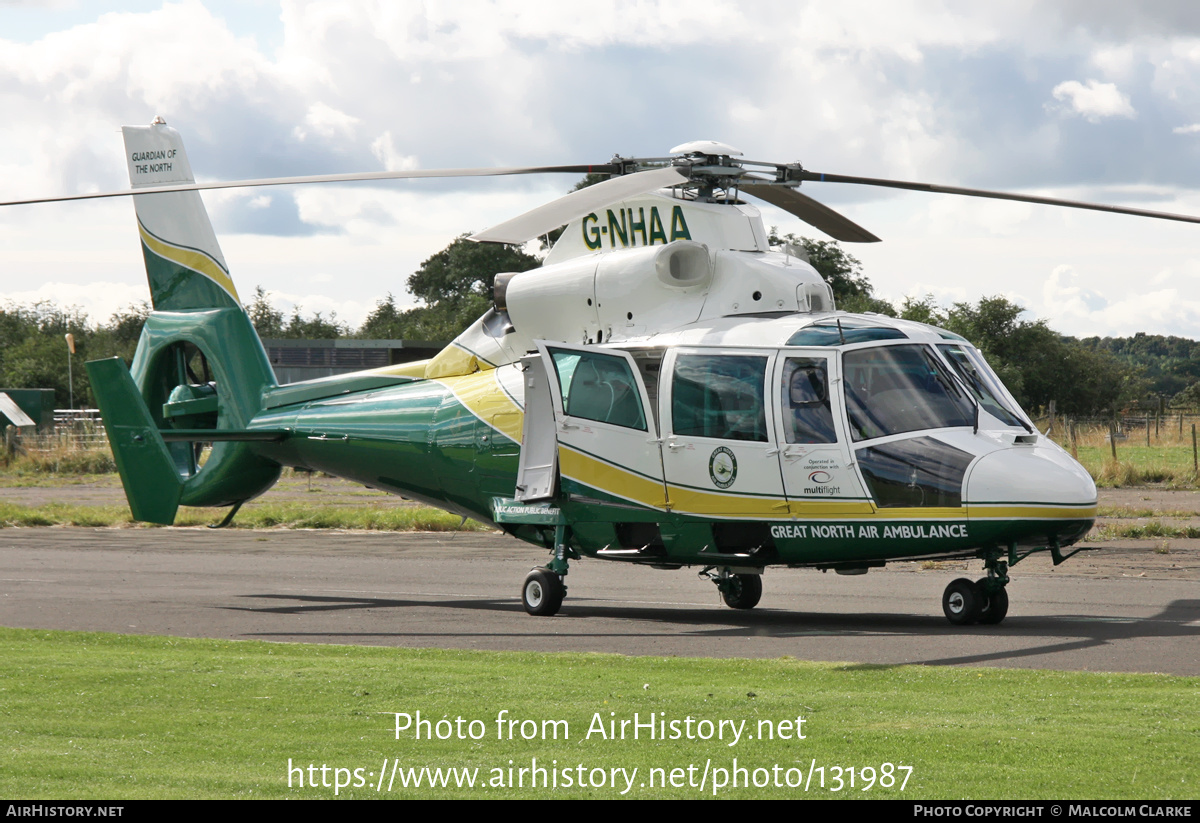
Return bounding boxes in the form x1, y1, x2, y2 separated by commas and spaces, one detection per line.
804, 470, 839, 496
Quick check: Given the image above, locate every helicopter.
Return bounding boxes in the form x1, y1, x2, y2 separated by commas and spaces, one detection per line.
10, 121, 1200, 626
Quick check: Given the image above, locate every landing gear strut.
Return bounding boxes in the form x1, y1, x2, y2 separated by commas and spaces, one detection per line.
701, 567, 763, 610
941, 555, 1009, 625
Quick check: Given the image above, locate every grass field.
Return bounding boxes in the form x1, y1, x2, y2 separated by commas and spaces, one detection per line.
1048, 421, 1199, 487
2, 433, 1197, 800
1, 628, 1195, 800
0, 499, 489, 531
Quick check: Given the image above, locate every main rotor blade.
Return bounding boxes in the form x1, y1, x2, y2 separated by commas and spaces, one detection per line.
741, 183, 881, 243
0, 163, 620, 208
470, 165, 689, 244
798, 171, 1200, 227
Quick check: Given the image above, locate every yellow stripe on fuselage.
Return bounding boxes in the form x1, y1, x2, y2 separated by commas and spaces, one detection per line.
967, 503, 1098, 520
435, 369, 524, 443
358, 360, 431, 379
557, 447, 1096, 522
426, 342, 489, 379
138, 222, 239, 301
559, 446, 669, 509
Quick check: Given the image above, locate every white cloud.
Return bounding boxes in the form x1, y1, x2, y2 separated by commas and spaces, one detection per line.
370, 132, 418, 172
1043, 264, 1108, 317
0, 281, 148, 325
1042, 263, 1200, 337
294, 102, 361, 141
3, 2, 1200, 341
1050, 79, 1136, 122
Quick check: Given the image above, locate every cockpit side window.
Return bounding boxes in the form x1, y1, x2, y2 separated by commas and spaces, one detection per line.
671, 354, 768, 442
781, 357, 837, 444
843, 345, 974, 441
937, 344, 1026, 428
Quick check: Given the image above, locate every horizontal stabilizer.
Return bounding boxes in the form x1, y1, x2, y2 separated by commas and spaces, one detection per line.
86, 357, 182, 525
158, 429, 288, 443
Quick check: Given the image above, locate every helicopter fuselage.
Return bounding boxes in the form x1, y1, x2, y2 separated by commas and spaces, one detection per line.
243, 310, 1096, 575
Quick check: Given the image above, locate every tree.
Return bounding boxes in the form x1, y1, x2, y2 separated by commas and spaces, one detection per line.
246, 286, 284, 338
900, 294, 1142, 415
407, 234, 541, 305
283, 308, 347, 339
769, 231, 896, 314
88, 302, 150, 369
0, 301, 91, 408
1170, 381, 1200, 410
358, 235, 541, 342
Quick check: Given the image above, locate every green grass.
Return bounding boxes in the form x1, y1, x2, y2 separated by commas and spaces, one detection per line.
1068, 445, 1198, 488
0, 628, 1194, 799
0, 501, 490, 531
1086, 520, 1200, 541
1097, 506, 1199, 518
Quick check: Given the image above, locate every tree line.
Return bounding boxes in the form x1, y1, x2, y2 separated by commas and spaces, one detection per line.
1, 232, 1194, 416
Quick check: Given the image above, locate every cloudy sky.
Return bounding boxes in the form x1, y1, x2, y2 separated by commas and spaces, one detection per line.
3, 0, 1200, 339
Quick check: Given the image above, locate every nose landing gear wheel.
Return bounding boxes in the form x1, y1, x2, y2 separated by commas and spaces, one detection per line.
523, 568, 565, 616
942, 577, 981, 625
721, 574, 763, 610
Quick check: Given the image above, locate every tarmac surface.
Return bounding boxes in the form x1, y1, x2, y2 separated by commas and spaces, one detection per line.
2, 519, 1197, 675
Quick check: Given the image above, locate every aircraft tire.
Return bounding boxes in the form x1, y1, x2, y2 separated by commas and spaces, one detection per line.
523, 569, 564, 616
975, 579, 1009, 625
721, 574, 762, 610
942, 577, 980, 625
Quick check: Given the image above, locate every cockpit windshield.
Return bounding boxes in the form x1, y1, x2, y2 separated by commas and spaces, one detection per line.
937, 344, 1028, 429
843, 344, 975, 441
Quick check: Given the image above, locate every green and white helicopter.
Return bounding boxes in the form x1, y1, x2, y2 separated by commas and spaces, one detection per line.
11, 121, 1199, 625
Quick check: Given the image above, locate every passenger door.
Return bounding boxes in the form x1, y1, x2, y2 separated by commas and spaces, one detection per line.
532, 342, 668, 510
660, 348, 788, 518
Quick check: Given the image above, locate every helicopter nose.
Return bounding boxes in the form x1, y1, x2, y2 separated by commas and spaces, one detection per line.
965, 442, 1096, 508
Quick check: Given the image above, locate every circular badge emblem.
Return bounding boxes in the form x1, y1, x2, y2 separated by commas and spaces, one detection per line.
708, 446, 738, 489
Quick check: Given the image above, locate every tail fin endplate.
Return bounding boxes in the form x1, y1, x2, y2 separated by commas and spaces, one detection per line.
86, 358, 183, 524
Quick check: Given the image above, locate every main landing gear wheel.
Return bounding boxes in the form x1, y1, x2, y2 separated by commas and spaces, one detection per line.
721, 574, 763, 610
942, 577, 981, 625
522, 568, 565, 616
975, 578, 1009, 625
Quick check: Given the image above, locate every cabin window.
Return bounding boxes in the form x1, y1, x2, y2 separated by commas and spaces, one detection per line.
781, 357, 837, 444
786, 320, 907, 347
671, 354, 768, 442
550, 350, 647, 431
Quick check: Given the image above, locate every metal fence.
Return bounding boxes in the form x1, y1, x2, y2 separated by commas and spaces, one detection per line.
1034, 412, 1200, 472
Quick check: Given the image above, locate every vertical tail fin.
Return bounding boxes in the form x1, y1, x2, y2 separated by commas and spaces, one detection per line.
123, 120, 240, 310
86, 120, 283, 524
